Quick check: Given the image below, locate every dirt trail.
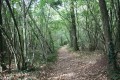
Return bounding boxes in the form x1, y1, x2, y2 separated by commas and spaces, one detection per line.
47, 46, 107, 80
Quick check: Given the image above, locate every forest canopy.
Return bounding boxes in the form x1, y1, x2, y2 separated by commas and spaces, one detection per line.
0, 0, 120, 80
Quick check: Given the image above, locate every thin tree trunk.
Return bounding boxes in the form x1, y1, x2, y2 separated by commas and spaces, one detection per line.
70, 0, 79, 51
21, 0, 27, 70
115, 0, 120, 51
0, 0, 4, 69
5, 0, 25, 70
0, 0, 7, 71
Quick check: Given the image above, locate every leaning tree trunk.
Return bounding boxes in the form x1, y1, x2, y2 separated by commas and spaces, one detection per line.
70, 0, 79, 51
99, 0, 117, 78
5, 0, 25, 70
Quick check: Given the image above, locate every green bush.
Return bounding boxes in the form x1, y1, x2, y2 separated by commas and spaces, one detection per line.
47, 53, 57, 62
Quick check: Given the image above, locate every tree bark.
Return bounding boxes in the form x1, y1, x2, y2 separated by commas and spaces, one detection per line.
0, 0, 3, 66
0, 0, 7, 71
70, 0, 79, 51
98, 0, 117, 77
115, 0, 120, 51
5, 0, 25, 70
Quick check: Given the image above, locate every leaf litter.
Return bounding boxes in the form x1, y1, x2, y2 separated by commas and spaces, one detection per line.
0, 45, 108, 80
47, 45, 108, 80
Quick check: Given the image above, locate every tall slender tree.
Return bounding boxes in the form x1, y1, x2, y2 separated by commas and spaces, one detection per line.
115, 0, 120, 51
70, 0, 79, 51
0, 0, 7, 71
98, 0, 117, 77
5, 0, 25, 70
0, 0, 3, 68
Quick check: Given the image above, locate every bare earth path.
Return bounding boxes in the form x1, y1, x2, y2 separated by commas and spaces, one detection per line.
47, 46, 107, 80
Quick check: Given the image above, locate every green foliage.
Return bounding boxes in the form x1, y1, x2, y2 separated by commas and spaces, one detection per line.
2, 1, 120, 79
50, 0, 62, 9
11, 0, 19, 4
40, 0, 58, 8
39, 0, 46, 8
47, 53, 57, 62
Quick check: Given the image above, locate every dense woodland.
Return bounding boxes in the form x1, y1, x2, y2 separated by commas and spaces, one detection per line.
0, 0, 120, 80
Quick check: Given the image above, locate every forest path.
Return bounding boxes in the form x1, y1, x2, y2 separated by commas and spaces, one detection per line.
47, 45, 107, 80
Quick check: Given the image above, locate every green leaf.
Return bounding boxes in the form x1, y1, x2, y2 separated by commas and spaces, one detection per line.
40, 0, 46, 8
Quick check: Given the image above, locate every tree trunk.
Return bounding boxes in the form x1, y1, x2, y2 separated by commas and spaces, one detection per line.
5, 0, 25, 70
0, 0, 3, 64
115, 0, 120, 51
0, 0, 7, 71
98, 0, 117, 77
70, 0, 79, 51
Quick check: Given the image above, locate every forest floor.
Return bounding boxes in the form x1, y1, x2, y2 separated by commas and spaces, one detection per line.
47, 45, 108, 80
0, 45, 108, 80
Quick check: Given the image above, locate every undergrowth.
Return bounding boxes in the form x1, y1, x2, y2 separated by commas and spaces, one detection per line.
47, 53, 58, 63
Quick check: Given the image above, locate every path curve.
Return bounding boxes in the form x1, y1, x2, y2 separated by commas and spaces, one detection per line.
47, 46, 107, 80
